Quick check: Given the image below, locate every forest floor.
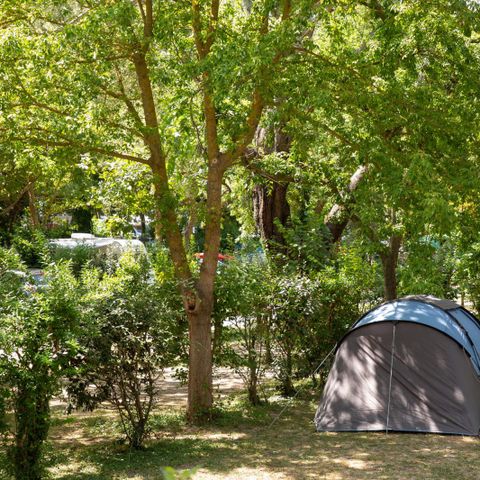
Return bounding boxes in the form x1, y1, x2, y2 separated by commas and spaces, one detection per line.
2, 369, 480, 480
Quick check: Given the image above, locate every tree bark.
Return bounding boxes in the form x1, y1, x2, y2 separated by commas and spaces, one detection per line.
187, 306, 213, 419
248, 364, 260, 405
188, 163, 225, 419
324, 164, 367, 243
380, 234, 402, 301
253, 182, 290, 247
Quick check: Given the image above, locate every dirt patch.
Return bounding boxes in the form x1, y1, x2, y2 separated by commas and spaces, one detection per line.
157, 367, 246, 407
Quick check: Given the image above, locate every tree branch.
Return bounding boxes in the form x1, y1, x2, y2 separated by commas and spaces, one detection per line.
5, 132, 150, 165
227, 90, 264, 165
98, 78, 144, 131
325, 164, 368, 242
192, 0, 206, 56
0, 180, 36, 217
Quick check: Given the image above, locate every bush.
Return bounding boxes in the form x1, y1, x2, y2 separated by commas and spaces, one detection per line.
212, 244, 379, 401
49, 244, 97, 276
213, 257, 270, 405
0, 256, 80, 480
10, 224, 48, 268
67, 254, 182, 449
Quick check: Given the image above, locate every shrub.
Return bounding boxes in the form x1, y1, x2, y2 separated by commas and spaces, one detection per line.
49, 244, 97, 276
10, 224, 48, 268
0, 257, 80, 480
67, 254, 181, 449
213, 257, 270, 405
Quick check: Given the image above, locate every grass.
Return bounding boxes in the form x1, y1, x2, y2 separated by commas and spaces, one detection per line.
1, 390, 480, 479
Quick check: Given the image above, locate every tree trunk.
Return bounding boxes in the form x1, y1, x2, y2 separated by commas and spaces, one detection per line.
139, 213, 146, 238
187, 306, 213, 419
264, 314, 273, 365
253, 182, 290, 248
247, 330, 260, 405
187, 164, 225, 420
248, 365, 260, 405
281, 346, 296, 397
150, 165, 216, 420
380, 235, 402, 301
135, 46, 212, 419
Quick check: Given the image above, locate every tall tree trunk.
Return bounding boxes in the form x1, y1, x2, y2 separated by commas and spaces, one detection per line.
248, 362, 260, 405
253, 182, 290, 248
184, 205, 197, 251
188, 163, 225, 419
248, 124, 292, 248
380, 234, 402, 301
134, 47, 213, 419
187, 305, 213, 418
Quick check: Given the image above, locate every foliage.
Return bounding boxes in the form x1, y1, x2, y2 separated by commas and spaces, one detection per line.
0, 256, 80, 480
49, 244, 97, 276
161, 466, 197, 480
10, 223, 48, 267
398, 238, 457, 299
213, 256, 271, 405
0, 3, 479, 476
452, 239, 480, 313
67, 254, 181, 449
212, 243, 379, 400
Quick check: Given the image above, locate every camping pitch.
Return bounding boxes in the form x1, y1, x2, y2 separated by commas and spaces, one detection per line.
315, 295, 480, 436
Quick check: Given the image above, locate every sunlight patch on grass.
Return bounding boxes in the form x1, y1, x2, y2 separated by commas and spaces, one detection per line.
332, 457, 370, 470
461, 436, 477, 443
6, 394, 477, 480
195, 467, 290, 480
49, 460, 99, 477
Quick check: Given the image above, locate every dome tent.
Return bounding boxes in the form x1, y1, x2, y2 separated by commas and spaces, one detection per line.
315, 295, 480, 436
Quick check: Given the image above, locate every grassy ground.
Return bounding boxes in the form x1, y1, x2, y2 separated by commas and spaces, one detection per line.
2, 393, 479, 480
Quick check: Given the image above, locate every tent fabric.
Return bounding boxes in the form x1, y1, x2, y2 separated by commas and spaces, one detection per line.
315, 296, 480, 436
402, 295, 461, 311
351, 298, 480, 375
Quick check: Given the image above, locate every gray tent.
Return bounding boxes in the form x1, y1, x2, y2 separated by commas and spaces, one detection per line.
315, 295, 480, 435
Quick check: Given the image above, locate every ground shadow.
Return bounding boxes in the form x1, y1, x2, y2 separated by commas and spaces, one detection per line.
41, 400, 480, 480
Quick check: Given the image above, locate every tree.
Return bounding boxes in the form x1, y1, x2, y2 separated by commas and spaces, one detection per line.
0, 0, 322, 418
286, 0, 480, 299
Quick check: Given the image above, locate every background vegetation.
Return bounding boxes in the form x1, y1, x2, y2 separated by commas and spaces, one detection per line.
1, 0, 480, 478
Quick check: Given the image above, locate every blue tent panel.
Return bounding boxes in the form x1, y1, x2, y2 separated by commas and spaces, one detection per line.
352, 298, 480, 375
